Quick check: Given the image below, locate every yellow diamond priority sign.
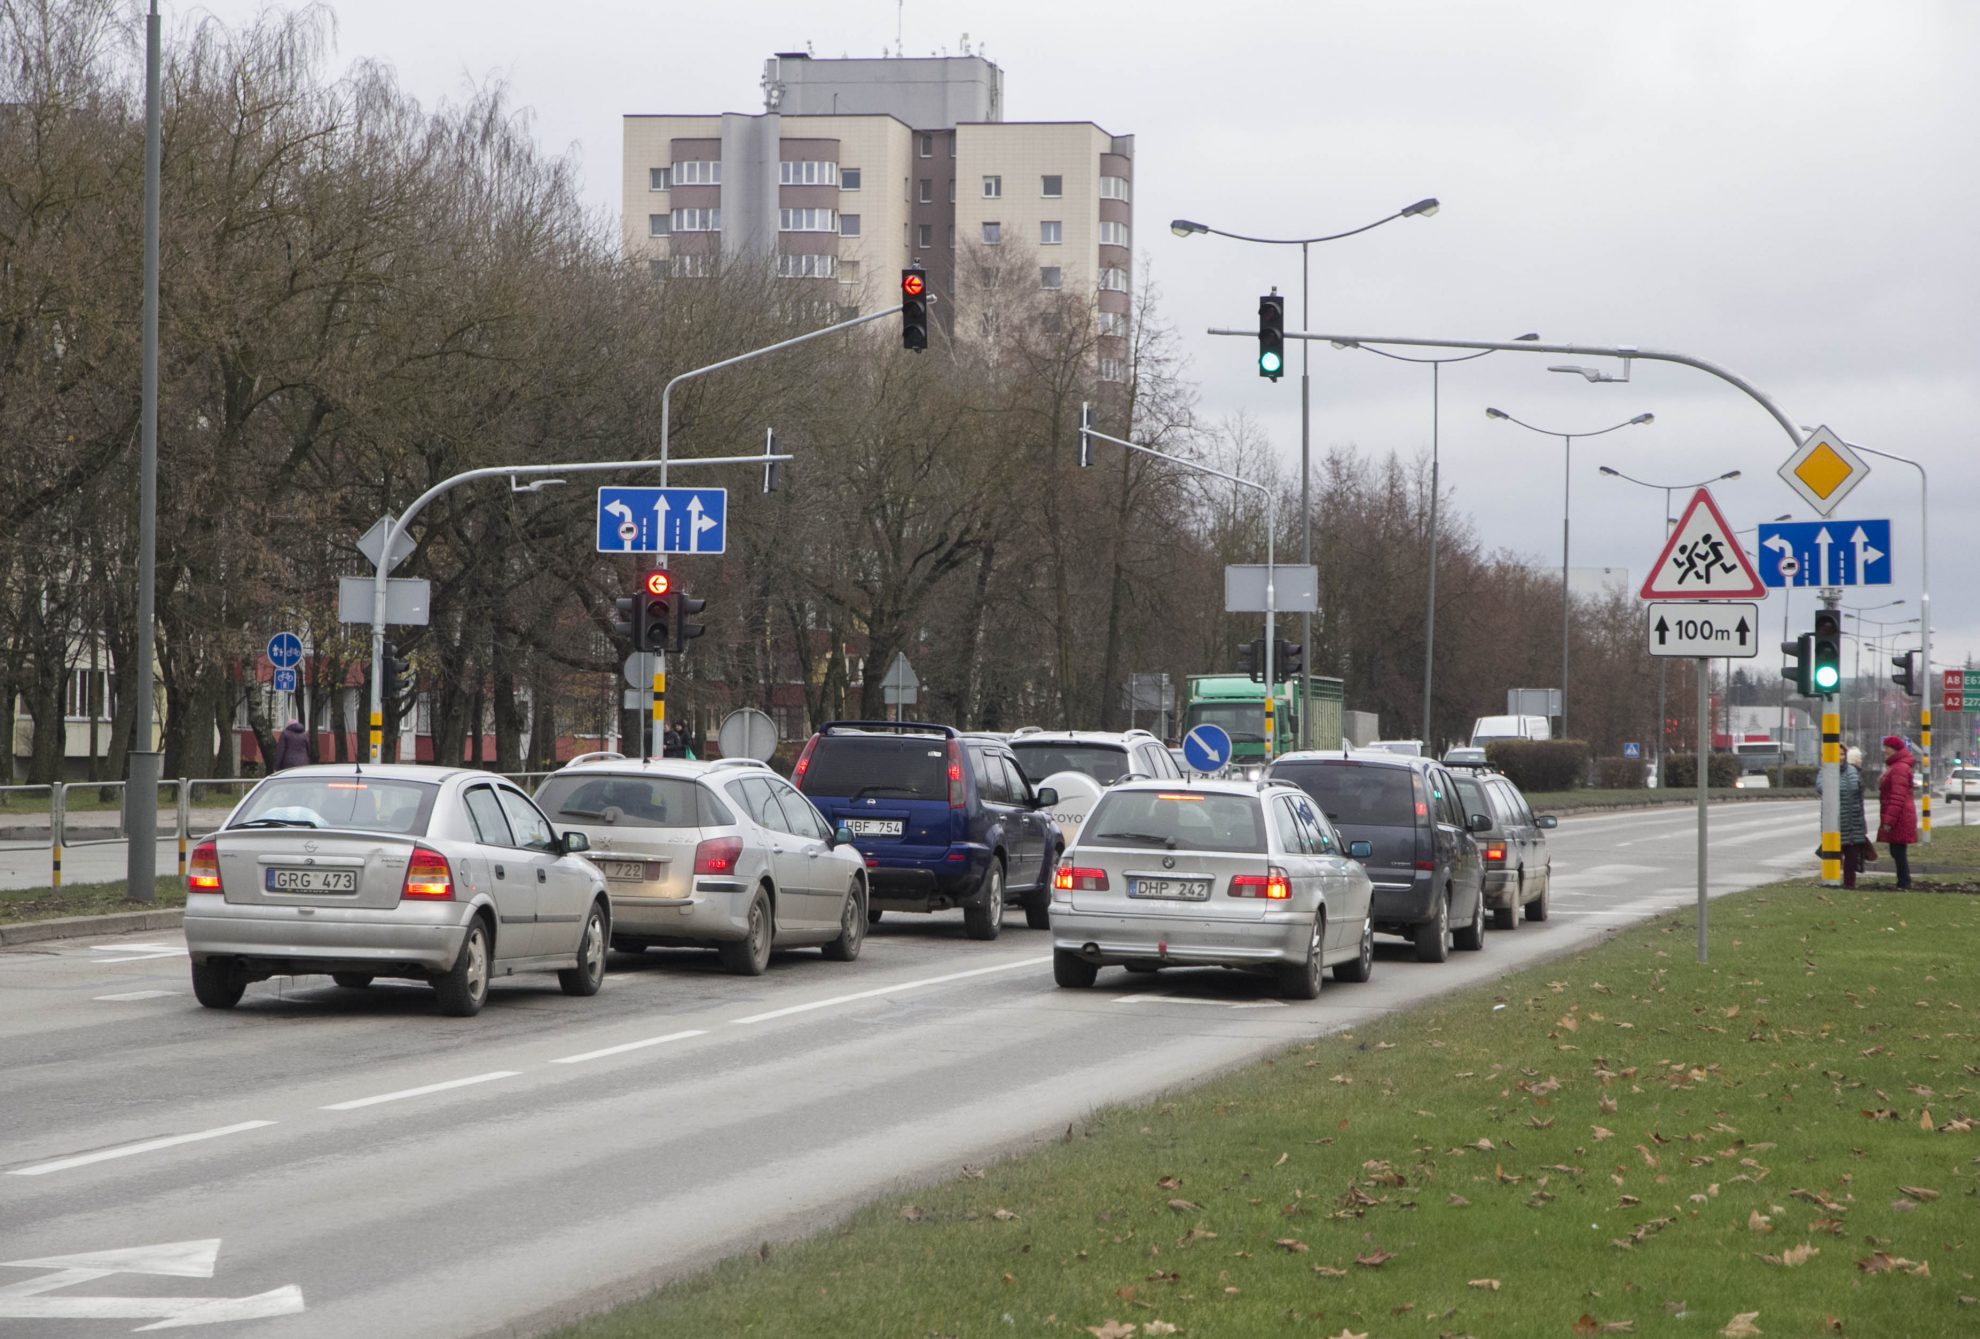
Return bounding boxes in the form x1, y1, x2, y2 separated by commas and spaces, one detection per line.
1777, 425, 1869, 516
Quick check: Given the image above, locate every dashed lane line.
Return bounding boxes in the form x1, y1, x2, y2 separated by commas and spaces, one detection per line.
552, 1030, 707, 1064
320, 1071, 520, 1111
728, 955, 1051, 1025
8, 1121, 276, 1177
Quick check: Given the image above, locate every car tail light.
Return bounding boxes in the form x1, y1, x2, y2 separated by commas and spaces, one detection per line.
1414, 859, 1436, 872
1484, 843, 1507, 864
947, 739, 966, 809
402, 846, 453, 900
693, 835, 745, 875
1053, 866, 1109, 892
1228, 866, 1292, 900
187, 841, 221, 893
793, 734, 820, 788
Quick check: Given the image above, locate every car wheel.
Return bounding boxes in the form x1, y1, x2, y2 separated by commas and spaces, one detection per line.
1280, 914, 1324, 1000
822, 880, 866, 961
434, 918, 491, 1017
190, 958, 246, 1010
718, 890, 775, 976
1052, 949, 1098, 988
331, 972, 373, 989
1333, 915, 1375, 983
963, 858, 1005, 941
558, 901, 609, 996
1524, 874, 1550, 922
1454, 886, 1486, 951
1021, 889, 1051, 930
1413, 893, 1451, 963
1492, 875, 1520, 931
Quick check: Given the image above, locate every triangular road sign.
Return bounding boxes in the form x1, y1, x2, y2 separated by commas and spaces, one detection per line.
1640, 488, 1767, 599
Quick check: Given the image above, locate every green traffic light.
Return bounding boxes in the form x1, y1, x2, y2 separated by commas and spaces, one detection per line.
1813, 665, 1840, 692
1259, 351, 1283, 375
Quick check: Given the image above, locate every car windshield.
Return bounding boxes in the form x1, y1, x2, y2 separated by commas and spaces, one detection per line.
1183, 703, 1264, 743
1009, 743, 1128, 785
230, 776, 438, 835
1269, 762, 1419, 828
1081, 790, 1265, 854
799, 735, 951, 800
535, 774, 707, 828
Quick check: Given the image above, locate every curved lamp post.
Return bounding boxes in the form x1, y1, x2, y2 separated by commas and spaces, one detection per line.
1485, 408, 1655, 737
1170, 198, 1439, 746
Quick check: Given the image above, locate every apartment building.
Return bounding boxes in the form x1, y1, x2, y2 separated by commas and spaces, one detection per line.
622, 52, 1133, 373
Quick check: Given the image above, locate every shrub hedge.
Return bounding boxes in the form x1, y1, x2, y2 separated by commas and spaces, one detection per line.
1661, 752, 1740, 788
1592, 756, 1649, 789
1484, 739, 1590, 791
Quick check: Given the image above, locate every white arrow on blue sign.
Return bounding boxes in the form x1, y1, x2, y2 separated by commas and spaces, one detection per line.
1182, 724, 1233, 774
595, 486, 727, 555
266, 632, 303, 669
1756, 518, 1891, 588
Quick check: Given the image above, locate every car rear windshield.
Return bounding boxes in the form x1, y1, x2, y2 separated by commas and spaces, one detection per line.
1009, 743, 1128, 785
230, 776, 438, 835
799, 735, 951, 800
535, 773, 721, 829
1270, 761, 1419, 828
1080, 791, 1265, 854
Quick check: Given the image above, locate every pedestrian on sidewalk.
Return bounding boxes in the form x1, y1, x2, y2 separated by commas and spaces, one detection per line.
1877, 734, 1918, 889
1838, 745, 1870, 889
270, 720, 313, 772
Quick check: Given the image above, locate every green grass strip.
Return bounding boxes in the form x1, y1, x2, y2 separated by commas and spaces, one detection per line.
0, 877, 185, 924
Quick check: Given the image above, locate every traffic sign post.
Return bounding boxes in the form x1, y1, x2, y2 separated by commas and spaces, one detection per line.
1647, 602, 1758, 658
596, 486, 728, 554
1755, 519, 1891, 588
1182, 724, 1233, 775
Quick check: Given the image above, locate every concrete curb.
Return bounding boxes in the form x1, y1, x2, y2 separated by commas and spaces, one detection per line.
0, 909, 185, 946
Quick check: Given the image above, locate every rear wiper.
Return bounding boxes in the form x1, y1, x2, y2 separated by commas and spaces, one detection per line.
850, 785, 917, 800
232, 818, 319, 829
1101, 831, 1180, 849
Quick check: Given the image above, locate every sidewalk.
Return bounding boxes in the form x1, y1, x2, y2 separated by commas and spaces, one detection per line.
0, 807, 235, 842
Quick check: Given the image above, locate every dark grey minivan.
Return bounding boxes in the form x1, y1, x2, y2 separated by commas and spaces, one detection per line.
1266, 752, 1487, 962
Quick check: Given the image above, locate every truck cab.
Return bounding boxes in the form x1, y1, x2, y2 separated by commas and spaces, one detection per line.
1182, 674, 1344, 766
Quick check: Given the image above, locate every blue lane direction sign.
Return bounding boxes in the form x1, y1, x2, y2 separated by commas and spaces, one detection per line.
272, 667, 298, 694
1756, 518, 1892, 588
266, 632, 303, 669
595, 486, 728, 555
1182, 724, 1234, 774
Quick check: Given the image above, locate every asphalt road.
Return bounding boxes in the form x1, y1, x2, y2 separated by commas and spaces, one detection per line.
0, 799, 1818, 1338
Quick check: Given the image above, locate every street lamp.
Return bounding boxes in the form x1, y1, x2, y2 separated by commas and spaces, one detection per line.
1486, 408, 1655, 738
1170, 197, 1439, 746
1335, 334, 1538, 747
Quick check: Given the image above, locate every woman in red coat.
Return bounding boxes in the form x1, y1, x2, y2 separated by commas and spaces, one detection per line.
1877, 734, 1919, 889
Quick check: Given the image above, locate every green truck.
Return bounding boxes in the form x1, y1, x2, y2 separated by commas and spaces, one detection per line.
1181, 674, 1345, 765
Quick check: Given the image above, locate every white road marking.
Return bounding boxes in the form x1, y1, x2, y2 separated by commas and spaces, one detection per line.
321, 1071, 520, 1111
94, 990, 177, 1002
8, 1121, 276, 1177
1111, 992, 1288, 1009
730, 956, 1050, 1025
89, 942, 188, 965
0, 1238, 304, 1326
552, 1030, 706, 1064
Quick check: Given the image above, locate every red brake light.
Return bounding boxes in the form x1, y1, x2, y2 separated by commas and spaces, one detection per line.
947, 739, 966, 808
1414, 859, 1436, 871
793, 734, 819, 788
187, 840, 221, 893
1414, 801, 1429, 818
402, 846, 453, 900
1485, 843, 1507, 864
1054, 866, 1109, 891
693, 835, 744, 875
1228, 866, 1292, 900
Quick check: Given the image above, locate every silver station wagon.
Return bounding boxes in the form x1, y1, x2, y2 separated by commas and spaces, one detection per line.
1047, 778, 1376, 999
184, 764, 610, 1017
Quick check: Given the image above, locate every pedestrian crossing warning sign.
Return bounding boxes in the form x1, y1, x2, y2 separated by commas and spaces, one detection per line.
1639, 488, 1768, 600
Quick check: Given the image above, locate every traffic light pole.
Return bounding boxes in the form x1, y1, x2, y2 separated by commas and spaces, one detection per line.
364, 451, 788, 762
1818, 591, 1843, 889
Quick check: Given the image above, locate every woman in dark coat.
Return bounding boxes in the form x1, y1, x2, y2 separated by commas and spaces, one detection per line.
1877, 734, 1918, 889
270, 720, 313, 772
1838, 745, 1869, 889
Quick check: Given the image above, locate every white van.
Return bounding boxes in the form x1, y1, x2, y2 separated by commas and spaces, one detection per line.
1470, 715, 1551, 748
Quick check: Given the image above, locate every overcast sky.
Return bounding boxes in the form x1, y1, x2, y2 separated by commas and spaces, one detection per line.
192, 0, 1980, 704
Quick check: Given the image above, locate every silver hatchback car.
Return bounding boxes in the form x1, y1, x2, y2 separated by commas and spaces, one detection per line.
1048, 779, 1376, 999
534, 756, 868, 975
184, 764, 611, 1017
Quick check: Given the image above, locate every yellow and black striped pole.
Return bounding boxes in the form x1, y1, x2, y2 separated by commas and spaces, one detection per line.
51, 784, 63, 892
1263, 691, 1276, 765
369, 709, 383, 764
651, 670, 666, 758
1919, 703, 1932, 842
1819, 706, 1842, 886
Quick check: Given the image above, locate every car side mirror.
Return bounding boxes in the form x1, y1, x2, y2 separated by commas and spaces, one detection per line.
1033, 786, 1058, 809
561, 830, 590, 853
1347, 839, 1373, 860
1469, 813, 1492, 834
1536, 814, 1558, 830
833, 824, 855, 848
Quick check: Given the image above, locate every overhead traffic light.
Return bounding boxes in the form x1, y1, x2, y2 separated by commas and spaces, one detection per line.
669, 590, 707, 654
1780, 632, 1813, 698
1275, 637, 1304, 682
1256, 293, 1285, 381
1241, 637, 1267, 684
1892, 648, 1918, 697
901, 268, 928, 351
1811, 608, 1842, 695
638, 570, 672, 653
381, 642, 411, 708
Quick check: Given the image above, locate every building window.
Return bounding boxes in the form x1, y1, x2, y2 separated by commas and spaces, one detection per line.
776, 253, 838, 279
1040, 266, 1062, 290
1100, 174, 1130, 202
840, 167, 861, 191
779, 207, 837, 232
1040, 220, 1062, 246
839, 213, 861, 237
67, 667, 111, 720
1041, 174, 1063, 198
673, 160, 720, 185
1099, 357, 1126, 383
982, 221, 1001, 245
669, 254, 712, 277
1098, 310, 1129, 337
779, 160, 838, 185
649, 166, 670, 191
838, 259, 861, 284
1098, 266, 1128, 292
949, 135, 957, 157
947, 224, 955, 247
948, 179, 955, 203
917, 223, 933, 248
672, 207, 721, 232
648, 213, 672, 237
1100, 221, 1131, 248
982, 175, 1002, 199
918, 133, 933, 157
918, 178, 933, 204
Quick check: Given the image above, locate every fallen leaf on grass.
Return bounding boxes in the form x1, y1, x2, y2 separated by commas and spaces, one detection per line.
1747, 1210, 1774, 1234
1921, 1109, 1935, 1131
1143, 1324, 1178, 1337
1856, 1252, 1930, 1275
1166, 1198, 1202, 1213
1312, 1265, 1348, 1278
1354, 1249, 1394, 1268
991, 1208, 1020, 1222
1446, 1193, 1471, 1207
1721, 1313, 1763, 1337
1861, 1108, 1897, 1121
1898, 1185, 1939, 1202
1176, 1226, 1216, 1248
1470, 1137, 1496, 1151
898, 1204, 926, 1221
1087, 1322, 1137, 1339
1157, 1175, 1182, 1191
1327, 1330, 1368, 1339
1273, 1238, 1308, 1253
1593, 1126, 1615, 1141
1759, 1243, 1818, 1266
1823, 1317, 1844, 1332
1573, 1316, 1601, 1337
1468, 1278, 1501, 1291
1273, 1152, 1288, 1168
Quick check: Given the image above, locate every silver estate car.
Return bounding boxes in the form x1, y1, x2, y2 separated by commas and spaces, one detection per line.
1048, 779, 1376, 999
534, 756, 868, 976
184, 765, 610, 1017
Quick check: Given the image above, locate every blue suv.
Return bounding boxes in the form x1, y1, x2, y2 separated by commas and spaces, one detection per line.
795, 722, 1061, 939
